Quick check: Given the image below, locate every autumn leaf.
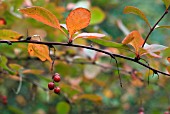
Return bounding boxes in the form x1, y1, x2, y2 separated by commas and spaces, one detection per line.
123, 6, 151, 28
0, 29, 23, 41
19, 6, 61, 30
28, 43, 52, 63
66, 7, 91, 40
73, 33, 105, 40
167, 57, 170, 63
122, 31, 144, 55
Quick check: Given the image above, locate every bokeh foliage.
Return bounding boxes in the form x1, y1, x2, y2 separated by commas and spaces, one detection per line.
0, 0, 170, 114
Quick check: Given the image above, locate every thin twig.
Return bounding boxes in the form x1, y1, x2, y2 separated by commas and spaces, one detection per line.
0, 39, 170, 77
142, 9, 169, 47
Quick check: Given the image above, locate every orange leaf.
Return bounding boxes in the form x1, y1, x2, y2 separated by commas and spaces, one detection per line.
167, 66, 170, 74
122, 31, 144, 55
66, 8, 91, 39
19, 6, 61, 30
28, 43, 52, 63
73, 33, 105, 40
167, 57, 170, 63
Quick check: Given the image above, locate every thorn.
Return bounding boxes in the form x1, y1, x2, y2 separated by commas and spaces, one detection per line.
6, 41, 12, 45
147, 75, 150, 85
26, 36, 31, 40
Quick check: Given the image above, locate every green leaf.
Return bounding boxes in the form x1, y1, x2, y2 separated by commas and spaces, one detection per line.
90, 7, 106, 25
0, 56, 15, 74
90, 38, 129, 49
162, 0, 170, 9
9, 63, 23, 71
156, 25, 170, 29
8, 106, 24, 114
56, 102, 70, 114
19, 6, 61, 30
0, 29, 23, 40
123, 6, 151, 28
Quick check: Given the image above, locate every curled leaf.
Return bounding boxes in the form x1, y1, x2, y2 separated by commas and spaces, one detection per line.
122, 31, 144, 54
19, 6, 61, 30
139, 44, 168, 58
0, 29, 23, 41
28, 43, 52, 63
73, 33, 105, 40
123, 6, 151, 28
66, 8, 91, 39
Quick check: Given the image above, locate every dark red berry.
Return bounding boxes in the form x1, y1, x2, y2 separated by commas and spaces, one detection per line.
138, 107, 144, 114
1, 96, 7, 105
48, 82, 55, 90
0, 18, 6, 26
2, 96, 7, 101
53, 73, 60, 82
3, 100, 7, 105
54, 87, 60, 94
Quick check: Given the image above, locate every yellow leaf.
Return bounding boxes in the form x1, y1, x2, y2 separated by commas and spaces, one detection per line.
66, 8, 91, 39
19, 6, 61, 30
78, 94, 102, 102
0, 29, 23, 41
28, 43, 52, 63
122, 31, 144, 55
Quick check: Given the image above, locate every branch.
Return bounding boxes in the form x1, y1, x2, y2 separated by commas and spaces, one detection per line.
0, 39, 170, 77
142, 8, 169, 47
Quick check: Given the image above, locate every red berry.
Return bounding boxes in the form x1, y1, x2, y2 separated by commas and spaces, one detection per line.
2, 96, 7, 101
3, 100, 7, 105
164, 111, 170, 114
138, 107, 144, 114
54, 87, 60, 94
53, 73, 60, 82
48, 82, 55, 90
0, 18, 6, 26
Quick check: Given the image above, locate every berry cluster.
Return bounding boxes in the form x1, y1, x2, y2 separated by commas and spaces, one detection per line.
1, 95, 7, 105
48, 73, 61, 94
138, 107, 144, 114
